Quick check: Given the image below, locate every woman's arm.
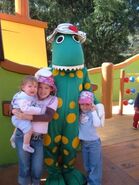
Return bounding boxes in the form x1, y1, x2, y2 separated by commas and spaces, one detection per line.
12, 109, 33, 120
32, 107, 55, 122
12, 107, 55, 122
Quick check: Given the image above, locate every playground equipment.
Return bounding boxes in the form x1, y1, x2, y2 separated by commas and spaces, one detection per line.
0, 0, 48, 165
0, 0, 48, 72
119, 69, 139, 115
101, 63, 113, 118
88, 54, 139, 116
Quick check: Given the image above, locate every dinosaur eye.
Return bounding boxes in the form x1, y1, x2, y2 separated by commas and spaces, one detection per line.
72, 35, 80, 43
56, 35, 64, 43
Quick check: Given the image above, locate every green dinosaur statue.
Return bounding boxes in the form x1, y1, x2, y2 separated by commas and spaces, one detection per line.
37, 23, 101, 185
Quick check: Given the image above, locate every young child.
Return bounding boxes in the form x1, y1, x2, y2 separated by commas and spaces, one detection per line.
11, 75, 42, 153
78, 91, 105, 185
133, 93, 139, 129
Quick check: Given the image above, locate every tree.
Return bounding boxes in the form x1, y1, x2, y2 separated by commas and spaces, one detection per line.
0, 0, 14, 14
29, 0, 130, 67
83, 0, 130, 67
0, 0, 136, 67
127, 0, 139, 33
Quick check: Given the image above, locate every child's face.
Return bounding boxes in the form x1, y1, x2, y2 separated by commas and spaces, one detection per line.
38, 83, 52, 100
22, 81, 38, 96
80, 103, 92, 112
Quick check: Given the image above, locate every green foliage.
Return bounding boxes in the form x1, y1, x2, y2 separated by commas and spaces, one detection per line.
29, 0, 130, 67
127, 0, 139, 33
84, 0, 130, 67
0, 0, 138, 68
0, 0, 14, 14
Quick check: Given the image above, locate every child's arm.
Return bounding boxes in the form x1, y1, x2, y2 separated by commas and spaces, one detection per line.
18, 99, 42, 115
92, 110, 102, 128
95, 103, 105, 127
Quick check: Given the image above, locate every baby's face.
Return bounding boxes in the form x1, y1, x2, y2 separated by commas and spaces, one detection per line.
22, 82, 38, 96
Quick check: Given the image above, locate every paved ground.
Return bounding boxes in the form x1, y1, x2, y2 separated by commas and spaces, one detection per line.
1, 112, 139, 185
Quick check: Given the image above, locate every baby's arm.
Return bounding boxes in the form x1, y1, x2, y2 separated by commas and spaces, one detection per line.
18, 99, 42, 115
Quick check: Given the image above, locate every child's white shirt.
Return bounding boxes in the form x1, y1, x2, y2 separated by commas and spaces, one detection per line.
11, 91, 42, 115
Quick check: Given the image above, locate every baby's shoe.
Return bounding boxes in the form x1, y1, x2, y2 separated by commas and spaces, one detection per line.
23, 144, 34, 153
10, 134, 16, 148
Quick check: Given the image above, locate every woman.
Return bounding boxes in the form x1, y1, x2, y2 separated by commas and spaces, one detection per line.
12, 69, 58, 185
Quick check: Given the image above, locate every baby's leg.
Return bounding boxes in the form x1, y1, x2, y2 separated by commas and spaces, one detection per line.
12, 117, 34, 153
23, 128, 34, 153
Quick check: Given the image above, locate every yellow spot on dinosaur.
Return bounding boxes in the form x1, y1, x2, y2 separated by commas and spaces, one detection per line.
53, 112, 59, 120
58, 97, 63, 108
63, 149, 69, 155
76, 70, 83, 78
72, 137, 79, 149
54, 135, 62, 143
63, 165, 68, 168
84, 82, 91, 89
62, 136, 69, 144
43, 134, 51, 146
44, 158, 54, 166
60, 71, 65, 76
69, 73, 75, 77
66, 113, 76, 123
69, 101, 76, 109
52, 69, 59, 76
69, 158, 75, 165
79, 84, 83, 91
52, 146, 58, 153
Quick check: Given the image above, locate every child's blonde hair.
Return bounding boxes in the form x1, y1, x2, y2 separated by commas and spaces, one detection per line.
20, 75, 38, 90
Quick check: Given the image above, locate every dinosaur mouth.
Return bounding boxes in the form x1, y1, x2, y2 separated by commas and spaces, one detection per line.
52, 64, 84, 71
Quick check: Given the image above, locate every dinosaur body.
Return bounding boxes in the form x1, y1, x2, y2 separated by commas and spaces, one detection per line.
42, 23, 97, 185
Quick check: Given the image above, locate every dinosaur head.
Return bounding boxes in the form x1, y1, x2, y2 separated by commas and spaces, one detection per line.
47, 23, 86, 71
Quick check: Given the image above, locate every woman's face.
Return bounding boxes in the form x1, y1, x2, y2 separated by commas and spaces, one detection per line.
38, 83, 52, 100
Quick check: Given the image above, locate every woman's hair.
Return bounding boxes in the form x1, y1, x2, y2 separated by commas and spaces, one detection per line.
20, 75, 38, 90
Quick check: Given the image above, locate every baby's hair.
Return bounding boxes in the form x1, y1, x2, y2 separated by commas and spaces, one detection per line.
20, 75, 38, 90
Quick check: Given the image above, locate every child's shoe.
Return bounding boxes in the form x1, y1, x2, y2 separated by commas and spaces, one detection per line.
10, 135, 16, 148
23, 144, 34, 153
133, 122, 138, 129
133, 126, 138, 130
